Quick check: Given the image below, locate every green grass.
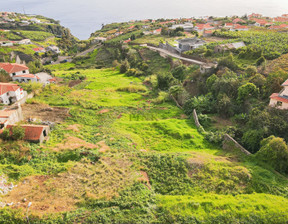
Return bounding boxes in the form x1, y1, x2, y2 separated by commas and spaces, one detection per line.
17, 30, 54, 41
156, 194, 288, 223
1, 67, 288, 223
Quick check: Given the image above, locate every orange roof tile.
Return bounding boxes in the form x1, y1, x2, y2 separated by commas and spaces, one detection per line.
6, 125, 48, 141
14, 74, 40, 80
0, 63, 28, 74
0, 82, 20, 95
270, 93, 288, 103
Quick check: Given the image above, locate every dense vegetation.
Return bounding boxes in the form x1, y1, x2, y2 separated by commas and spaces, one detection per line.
1, 13, 288, 223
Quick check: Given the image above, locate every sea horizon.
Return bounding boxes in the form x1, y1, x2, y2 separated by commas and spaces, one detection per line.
1, 0, 288, 39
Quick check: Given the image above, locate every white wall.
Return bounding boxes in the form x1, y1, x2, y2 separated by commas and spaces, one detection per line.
9, 69, 29, 77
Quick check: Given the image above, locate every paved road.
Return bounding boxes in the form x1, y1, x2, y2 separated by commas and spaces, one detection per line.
146, 46, 205, 65
51, 44, 100, 64
75, 44, 100, 57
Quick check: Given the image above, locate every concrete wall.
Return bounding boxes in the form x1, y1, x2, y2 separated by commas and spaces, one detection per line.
223, 134, 251, 155
158, 42, 179, 55
9, 69, 29, 77
193, 109, 201, 128
269, 98, 288, 109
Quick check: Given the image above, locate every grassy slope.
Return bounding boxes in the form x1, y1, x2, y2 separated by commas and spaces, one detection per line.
0, 68, 287, 223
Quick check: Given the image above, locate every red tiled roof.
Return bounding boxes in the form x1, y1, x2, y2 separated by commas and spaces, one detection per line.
233, 18, 245, 23
270, 93, 288, 103
48, 78, 57, 82
0, 82, 20, 95
225, 23, 233, 26
14, 74, 40, 80
282, 79, 288, 86
0, 63, 28, 74
123, 39, 131, 43
196, 23, 214, 30
234, 24, 248, 29
6, 125, 47, 141
33, 47, 44, 52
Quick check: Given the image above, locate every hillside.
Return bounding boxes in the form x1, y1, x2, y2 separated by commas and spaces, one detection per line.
0, 13, 288, 223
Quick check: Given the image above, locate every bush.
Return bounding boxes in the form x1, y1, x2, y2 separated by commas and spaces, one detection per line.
198, 114, 211, 127
120, 59, 130, 73
126, 68, 144, 77
10, 125, 25, 140
183, 93, 216, 116
256, 56, 266, 66
256, 136, 288, 174
242, 130, 264, 153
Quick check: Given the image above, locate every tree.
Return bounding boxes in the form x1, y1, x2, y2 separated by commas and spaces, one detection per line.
237, 83, 259, 102
157, 72, 175, 90
120, 59, 130, 73
217, 93, 233, 117
171, 65, 186, 82
206, 74, 218, 89
0, 70, 11, 82
242, 130, 264, 153
256, 136, 288, 174
245, 66, 257, 77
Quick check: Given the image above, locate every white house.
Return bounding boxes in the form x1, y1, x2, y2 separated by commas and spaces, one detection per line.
269, 80, 288, 109
0, 105, 23, 129
46, 45, 60, 54
0, 63, 29, 77
0, 83, 24, 105
170, 23, 194, 32
0, 41, 13, 47
12, 74, 40, 83
17, 39, 31, 45
30, 18, 41, 24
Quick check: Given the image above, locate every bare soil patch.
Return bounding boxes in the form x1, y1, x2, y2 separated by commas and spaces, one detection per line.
53, 136, 98, 151
4, 158, 138, 216
69, 80, 82, 87
22, 103, 70, 123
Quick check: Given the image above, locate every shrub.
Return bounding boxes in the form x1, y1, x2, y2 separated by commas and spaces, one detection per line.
151, 91, 170, 104
242, 130, 264, 153
126, 68, 144, 77
198, 114, 211, 127
256, 136, 288, 174
183, 93, 216, 116
117, 85, 147, 93
10, 125, 25, 140
120, 59, 130, 73
256, 56, 266, 66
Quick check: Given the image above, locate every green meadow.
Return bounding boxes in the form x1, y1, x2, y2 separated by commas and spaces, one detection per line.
1, 68, 288, 223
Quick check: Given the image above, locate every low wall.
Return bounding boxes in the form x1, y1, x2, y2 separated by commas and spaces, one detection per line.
193, 109, 201, 128
193, 109, 251, 156
223, 134, 251, 155
180, 53, 209, 63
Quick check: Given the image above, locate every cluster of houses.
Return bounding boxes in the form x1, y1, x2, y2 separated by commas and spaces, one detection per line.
0, 38, 31, 47
0, 102, 50, 143
0, 61, 55, 143
0, 62, 56, 88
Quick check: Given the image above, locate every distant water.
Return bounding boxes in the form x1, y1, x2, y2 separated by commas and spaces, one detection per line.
1, 0, 288, 40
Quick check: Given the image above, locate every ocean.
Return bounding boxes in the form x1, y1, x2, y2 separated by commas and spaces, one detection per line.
1, 0, 288, 39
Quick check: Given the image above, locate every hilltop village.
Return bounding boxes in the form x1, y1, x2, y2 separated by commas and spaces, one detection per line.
0, 11, 288, 223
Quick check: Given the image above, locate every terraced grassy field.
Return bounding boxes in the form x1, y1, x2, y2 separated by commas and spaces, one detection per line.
0, 68, 288, 223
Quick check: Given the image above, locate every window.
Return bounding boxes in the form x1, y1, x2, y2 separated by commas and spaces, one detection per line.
12, 73, 16, 76
277, 101, 283, 106
23, 70, 26, 73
